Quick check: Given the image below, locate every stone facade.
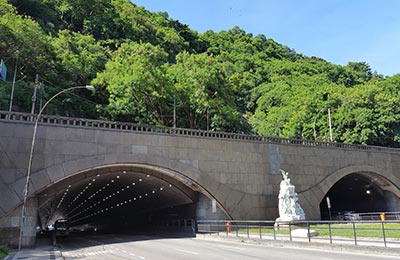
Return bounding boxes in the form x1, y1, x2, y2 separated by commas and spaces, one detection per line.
1, 117, 400, 246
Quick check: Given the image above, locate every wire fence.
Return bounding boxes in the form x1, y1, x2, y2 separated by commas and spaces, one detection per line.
197, 219, 400, 248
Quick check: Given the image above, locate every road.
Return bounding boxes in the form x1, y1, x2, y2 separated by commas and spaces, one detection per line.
57, 234, 395, 260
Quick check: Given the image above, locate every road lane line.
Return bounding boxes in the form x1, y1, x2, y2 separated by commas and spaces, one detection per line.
175, 248, 200, 255
217, 245, 246, 251
138, 256, 146, 260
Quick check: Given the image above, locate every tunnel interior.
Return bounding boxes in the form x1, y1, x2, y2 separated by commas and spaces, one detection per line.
320, 173, 400, 220
36, 165, 225, 235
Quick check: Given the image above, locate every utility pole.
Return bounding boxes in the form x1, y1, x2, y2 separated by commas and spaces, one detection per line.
9, 54, 19, 114
328, 108, 333, 142
206, 107, 209, 131
173, 95, 176, 128
31, 74, 39, 114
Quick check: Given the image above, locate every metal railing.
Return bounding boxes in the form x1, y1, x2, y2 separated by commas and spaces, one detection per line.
197, 220, 400, 248
1, 110, 399, 154
358, 211, 400, 221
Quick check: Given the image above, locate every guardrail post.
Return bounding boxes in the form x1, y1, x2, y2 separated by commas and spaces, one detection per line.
259, 225, 262, 239
381, 221, 387, 247
328, 222, 332, 244
247, 224, 249, 238
236, 224, 238, 237
289, 223, 292, 241
307, 222, 311, 243
273, 225, 276, 241
352, 222, 357, 246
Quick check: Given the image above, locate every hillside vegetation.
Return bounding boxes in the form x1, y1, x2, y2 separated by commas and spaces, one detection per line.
0, 0, 399, 147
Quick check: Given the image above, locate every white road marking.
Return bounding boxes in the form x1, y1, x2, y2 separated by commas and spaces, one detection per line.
139, 256, 146, 260
175, 248, 200, 255
129, 253, 136, 256
217, 245, 246, 251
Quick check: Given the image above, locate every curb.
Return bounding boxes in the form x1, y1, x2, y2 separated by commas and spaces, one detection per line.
4, 247, 63, 260
196, 234, 400, 257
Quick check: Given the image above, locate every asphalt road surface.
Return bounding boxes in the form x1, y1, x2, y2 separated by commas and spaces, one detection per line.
57, 234, 396, 260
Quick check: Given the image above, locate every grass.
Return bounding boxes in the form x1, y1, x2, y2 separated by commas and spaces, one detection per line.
234, 223, 400, 239
310, 223, 400, 239
0, 245, 11, 260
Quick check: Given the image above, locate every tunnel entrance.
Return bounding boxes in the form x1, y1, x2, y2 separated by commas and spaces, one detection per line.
320, 173, 400, 220
36, 165, 227, 236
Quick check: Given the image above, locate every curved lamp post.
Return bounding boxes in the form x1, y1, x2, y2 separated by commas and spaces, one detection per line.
18, 85, 95, 250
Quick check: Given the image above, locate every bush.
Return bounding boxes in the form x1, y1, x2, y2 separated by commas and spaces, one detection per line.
0, 245, 11, 259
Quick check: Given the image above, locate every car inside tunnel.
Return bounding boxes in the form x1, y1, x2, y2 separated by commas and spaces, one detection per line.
36, 166, 218, 236
320, 173, 399, 220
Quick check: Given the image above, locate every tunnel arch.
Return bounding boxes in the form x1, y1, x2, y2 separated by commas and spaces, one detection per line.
25, 153, 236, 232
315, 166, 400, 220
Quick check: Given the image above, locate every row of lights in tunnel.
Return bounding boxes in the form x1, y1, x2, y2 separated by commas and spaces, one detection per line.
50, 171, 175, 225
69, 183, 171, 224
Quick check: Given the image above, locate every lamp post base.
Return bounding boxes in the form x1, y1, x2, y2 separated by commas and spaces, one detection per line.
0, 197, 38, 248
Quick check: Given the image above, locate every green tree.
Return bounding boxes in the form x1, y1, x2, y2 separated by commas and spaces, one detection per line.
52, 30, 109, 85
94, 41, 170, 124
168, 51, 243, 131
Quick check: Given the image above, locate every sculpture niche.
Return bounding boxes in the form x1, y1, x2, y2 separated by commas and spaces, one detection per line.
276, 169, 305, 222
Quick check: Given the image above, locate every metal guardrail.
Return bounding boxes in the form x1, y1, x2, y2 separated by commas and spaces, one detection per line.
1, 110, 399, 153
358, 211, 400, 221
159, 218, 196, 233
197, 220, 400, 248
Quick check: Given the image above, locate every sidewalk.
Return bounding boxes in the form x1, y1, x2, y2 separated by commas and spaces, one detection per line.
5, 239, 62, 260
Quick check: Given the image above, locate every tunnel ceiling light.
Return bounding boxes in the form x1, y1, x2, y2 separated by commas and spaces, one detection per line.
117, 176, 120, 179
139, 179, 142, 182
67, 182, 171, 223
123, 171, 126, 174
366, 189, 371, 194
146, 175, 150, 178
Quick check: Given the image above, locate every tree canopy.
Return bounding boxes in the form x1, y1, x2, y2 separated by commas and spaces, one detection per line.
0, 0, 399, 147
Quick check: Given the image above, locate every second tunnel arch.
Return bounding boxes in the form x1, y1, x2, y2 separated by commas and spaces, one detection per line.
302, 165, 400, 220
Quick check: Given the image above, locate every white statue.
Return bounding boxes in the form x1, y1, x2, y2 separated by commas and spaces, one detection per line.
276, 169, 305, 222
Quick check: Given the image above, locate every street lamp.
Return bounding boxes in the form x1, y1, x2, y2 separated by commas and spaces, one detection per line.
18, 85, 94, 250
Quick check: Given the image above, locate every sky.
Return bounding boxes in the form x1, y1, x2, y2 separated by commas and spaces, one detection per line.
132, 0, 400, 76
